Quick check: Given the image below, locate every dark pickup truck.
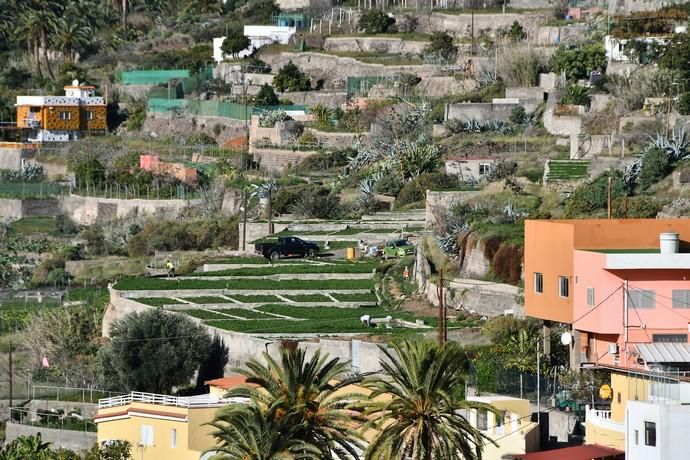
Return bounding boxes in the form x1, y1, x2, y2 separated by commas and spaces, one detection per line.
255, 236, 320, 261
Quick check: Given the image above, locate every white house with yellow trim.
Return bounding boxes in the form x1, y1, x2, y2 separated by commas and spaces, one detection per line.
467, 395, 540, 459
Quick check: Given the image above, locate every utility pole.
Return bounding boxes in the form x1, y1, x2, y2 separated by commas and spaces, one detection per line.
438, 269, 446, 347
242, 189, 248, 251
471, 10, 475, 56
536, 338, 540, 425
607, 176, 612, 219
267, 188, 273, 235
8, 340, 13, 411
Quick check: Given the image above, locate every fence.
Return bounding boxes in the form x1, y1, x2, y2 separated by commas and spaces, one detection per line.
31, 385, 123, 404
147, 98, 255, 120
0, 181, 69, 199
72, 182, 200, 200
120, 69, 191, 86
10, 407, 97, 433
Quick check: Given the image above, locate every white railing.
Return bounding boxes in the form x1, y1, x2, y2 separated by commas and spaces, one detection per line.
98, 391, 228, 409
585, 405, 623, 432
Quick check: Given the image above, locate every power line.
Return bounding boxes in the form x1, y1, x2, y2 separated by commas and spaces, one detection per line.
572, 284, 623, 325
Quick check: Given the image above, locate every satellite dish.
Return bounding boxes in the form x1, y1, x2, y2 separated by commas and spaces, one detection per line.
599, 384, 613, 400
561, 331, 572, 345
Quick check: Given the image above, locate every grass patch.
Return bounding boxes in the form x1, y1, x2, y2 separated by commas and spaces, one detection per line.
321, 241, 359, 251
331, 293, 379, 302
114, 278, 374, 291
284, 294, 331, 302
202, 304, 436, 334
8, 217, 58, 236
206, 256, 270, 264
215, 308, 271, 319
180, 296, 231, 304
229, 294, 281, 303
184, 308, 270, 320
135, 297, 184, 307
200, 263, 377, 276
184, 309, 230, 320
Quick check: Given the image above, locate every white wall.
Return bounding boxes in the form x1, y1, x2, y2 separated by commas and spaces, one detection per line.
213, 26, 296, 63
626, 400, 690, 460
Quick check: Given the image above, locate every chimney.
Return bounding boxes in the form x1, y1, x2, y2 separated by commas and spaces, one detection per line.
660, 232, 679, 254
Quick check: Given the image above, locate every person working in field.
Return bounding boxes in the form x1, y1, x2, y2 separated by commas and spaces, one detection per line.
166, 258, 176, 278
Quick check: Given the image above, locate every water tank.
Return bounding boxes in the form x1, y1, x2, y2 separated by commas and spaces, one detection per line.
660, 232, 679, 254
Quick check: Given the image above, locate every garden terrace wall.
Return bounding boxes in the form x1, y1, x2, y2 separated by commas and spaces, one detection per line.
252, 147, 318, 173
5, 423, 97, 453
323, 37, 427, 55
444, 102, 519, 123
0, 198, 60, 220
58, 194, 201, 225
425, 190, 482, 230
0, 145, 22, 170
416, 12, 550, 38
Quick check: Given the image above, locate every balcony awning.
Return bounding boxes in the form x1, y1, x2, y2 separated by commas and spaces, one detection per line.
637, 342, 690, 363
513, 444, 624, 460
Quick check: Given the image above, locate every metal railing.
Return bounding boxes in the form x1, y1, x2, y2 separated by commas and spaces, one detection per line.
32, 385, 123, 404
98, 391, 231, 409
10, 407, 97, 433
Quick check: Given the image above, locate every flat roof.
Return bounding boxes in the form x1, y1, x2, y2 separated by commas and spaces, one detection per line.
585, 248, 660, 254
513, 444, 624, 460
204, 375, 252, 389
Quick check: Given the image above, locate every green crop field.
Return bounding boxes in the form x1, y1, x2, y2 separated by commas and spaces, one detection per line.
135, 297, 184, 306
201, 304, 436, 334
227, 294, 281, 303
180, 296, 231, 304
199, 263, 377, 276
183, 308, 270, 320
331, 293, 379, 302
114, 278, 374, 291
284, 294, 331, 302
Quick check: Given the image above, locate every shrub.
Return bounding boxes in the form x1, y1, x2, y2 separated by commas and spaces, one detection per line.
638, 147, 671, 191
678, 92, 690, 115
561, 85, 591, 106
612, 195, 661, 218
510, 106, 527, 125
375, 174, 404, 196
358, 9, 395, 33
297, 149, 350, 171
497, 47, 550, 87
254, 83, 279, 106
509, 21, 526, 42
221, 24, 251, 59
564, 170, 628, 217
423, 32, 458, 61
553, 43, 607, 80
395, 173, 459, 208
290, 187, 342, 219
273, 61, 311, 92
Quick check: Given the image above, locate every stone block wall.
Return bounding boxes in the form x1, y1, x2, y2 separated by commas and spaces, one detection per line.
445, 102, 518, 122
425, 190, 482, 229
324, 37, 427, 55
252, 147, 317, 173
5, 423, 96, 453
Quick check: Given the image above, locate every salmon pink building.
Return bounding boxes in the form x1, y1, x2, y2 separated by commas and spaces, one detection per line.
525, 219, 690, 370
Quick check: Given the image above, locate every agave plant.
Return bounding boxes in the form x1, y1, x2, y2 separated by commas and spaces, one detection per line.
651, 127, 690, 161
623, 156, 643, 187
250, 180, 277, 199
463, 118, 482, 133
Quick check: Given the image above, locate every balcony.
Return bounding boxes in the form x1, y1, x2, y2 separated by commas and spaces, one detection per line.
98, 391, 239, 409
585, 405, 623, 432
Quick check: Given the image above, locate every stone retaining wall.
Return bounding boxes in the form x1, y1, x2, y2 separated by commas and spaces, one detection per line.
59, 194, 200, 225
252, 147, 317, 173
0, 198, 60, 220
425, 190, 482, 230
5, 423, 96, 452
323, 37, 428, 55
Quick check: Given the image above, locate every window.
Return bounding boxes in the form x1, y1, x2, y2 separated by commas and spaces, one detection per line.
617, 392, 621, 404
86, 110, 94, 120
627, 289, 655, 309
476, 410, 487, 431
587, 287, 595, 307
534, 273, 543, 294
652, 334, 687, 343
479, 163, 492, 175
559, 276, 569, 298
645, 421, 656, 447
30, 106, 40, 113
140, 425, 154, 447
59, 111, 71, 120
634, 429, 639, 445
672, 290, 690, 308
170, 429, 177, 448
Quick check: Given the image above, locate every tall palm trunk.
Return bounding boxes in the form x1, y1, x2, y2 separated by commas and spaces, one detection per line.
121, 0, 127, 29
519, 373, 524, 399
40, 30, 55, 80
32, 40, 42, 79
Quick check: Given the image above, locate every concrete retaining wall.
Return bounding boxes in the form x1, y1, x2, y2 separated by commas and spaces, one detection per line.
252, 147, 317, 173
425, 190, 482, 230
0, 146, 23, 170
324, 37, 427, 55
25, 400, 99, 419
0, 198, 60, 220
58, 194, 199, 225
5, 423, 96, 452
445, 102, 518, 122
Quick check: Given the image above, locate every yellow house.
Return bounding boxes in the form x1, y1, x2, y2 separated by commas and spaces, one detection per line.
96, 391, 238, 460
467, 395, 540, 459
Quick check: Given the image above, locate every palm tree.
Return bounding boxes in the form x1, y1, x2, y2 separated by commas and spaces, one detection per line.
184, 0, 223, 14
0, 433, 53, 459
54, 18, 92, 62
221, 347, 365, 459
361, 339, 497, 460
207, 402, 321, 460
504, 329, 539, 399
16, 10, 43, 78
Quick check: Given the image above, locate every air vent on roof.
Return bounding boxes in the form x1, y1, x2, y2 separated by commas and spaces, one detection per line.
660, 232, 679, 254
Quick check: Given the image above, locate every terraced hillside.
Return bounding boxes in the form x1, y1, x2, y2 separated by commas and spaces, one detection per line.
112, 258, 435, 336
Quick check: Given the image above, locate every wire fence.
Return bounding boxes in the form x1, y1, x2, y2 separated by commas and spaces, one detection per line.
71, 182, 201, 200
10, 407, 97, 433
31, 385, 123, 404
0, 181, 69, 199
